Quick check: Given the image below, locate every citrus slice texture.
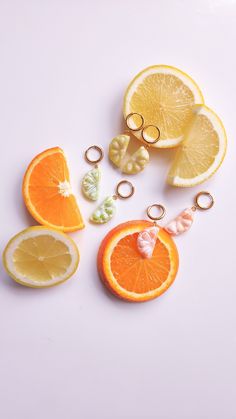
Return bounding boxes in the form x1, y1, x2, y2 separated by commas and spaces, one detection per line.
82, 166, 101, 201
97, 220, 179, 302
23, 147, 84, 232
167, 105, 227, 187
3, 226, 79, 288
124, 65, 204, 148
109, 135, 130, 167
122, 146, 149, 174
90, 196, 116, 224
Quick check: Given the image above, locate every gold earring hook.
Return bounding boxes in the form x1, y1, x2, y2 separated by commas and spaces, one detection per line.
194, 191, 214, 210
141, 125, 161, 146
114, 180, 135, 200
125, 113, 144, 131
85, 145, 104, 164
147, 204, 166, 221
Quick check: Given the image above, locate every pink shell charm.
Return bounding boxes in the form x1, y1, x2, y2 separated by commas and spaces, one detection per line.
137, 226, 159, 258
164, 208, 195, 236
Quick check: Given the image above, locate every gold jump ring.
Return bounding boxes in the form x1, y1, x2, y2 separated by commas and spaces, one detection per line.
125, 113, 144, 131
85, 145, 104, 164
194, 191, 214, 210
115, 180, 135, 199
147, 204, 166, 221
141, 125, 161, 145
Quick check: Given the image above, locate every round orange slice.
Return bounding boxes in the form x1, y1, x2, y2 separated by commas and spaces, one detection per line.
97, 220, 179, 302
23, 147, 84, 232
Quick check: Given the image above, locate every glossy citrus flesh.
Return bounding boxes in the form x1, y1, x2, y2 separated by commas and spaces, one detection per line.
97, 220, 179, 302
23, 147, 84, 232
3, 226, 80, 288
124, 65, 204, 148
167, 105, 227, 186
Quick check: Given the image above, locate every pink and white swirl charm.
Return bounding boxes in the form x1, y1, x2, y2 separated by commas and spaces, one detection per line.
137, 226, 159, 258
164, 208, 195, 236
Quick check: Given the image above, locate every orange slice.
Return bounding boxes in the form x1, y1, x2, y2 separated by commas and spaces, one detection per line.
97, 220, 179, 302
23, 147, 84, 232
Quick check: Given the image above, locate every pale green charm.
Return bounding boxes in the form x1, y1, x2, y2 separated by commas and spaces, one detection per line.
90, 196, 116, 224
109, 135, 130, 167
82, 166, 101, 201
122, 146, 149, 174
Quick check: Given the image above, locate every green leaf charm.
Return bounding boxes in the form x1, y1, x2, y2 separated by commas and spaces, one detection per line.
122, 146, 149, 174
109, 135, 130, 167
82, 166, 101, 201
90, 196, 116, 224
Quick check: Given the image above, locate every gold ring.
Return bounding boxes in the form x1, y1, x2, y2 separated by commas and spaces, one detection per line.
125, 113, 144, 131
115, 180, 135, 199
141, 125, 161, 145
85, 146, 104, 164
147, 204, 166, 221
194, 191, 214, 210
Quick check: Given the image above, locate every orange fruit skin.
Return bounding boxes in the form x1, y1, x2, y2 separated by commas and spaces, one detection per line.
22, 147, 84, 232
97, 220, 179, 302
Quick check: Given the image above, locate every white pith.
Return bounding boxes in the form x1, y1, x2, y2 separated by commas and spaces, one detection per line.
58, 180, 72, 197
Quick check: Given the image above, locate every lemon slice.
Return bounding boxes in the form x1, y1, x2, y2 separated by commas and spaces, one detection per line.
124, 65, 204, 148
167, 105, 227, 187
3, 226, 79, 287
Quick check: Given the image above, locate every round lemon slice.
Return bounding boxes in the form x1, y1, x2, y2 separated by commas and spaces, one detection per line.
167, 105, 227, 187
124, 65, 204, 148
3, 226, 80, 287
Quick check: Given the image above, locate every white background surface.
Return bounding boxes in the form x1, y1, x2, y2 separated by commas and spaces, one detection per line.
0, 1, 235, 418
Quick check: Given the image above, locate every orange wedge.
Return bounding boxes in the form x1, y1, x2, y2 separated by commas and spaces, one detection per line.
22, 147, 84, 232
97, 220, 179, 302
